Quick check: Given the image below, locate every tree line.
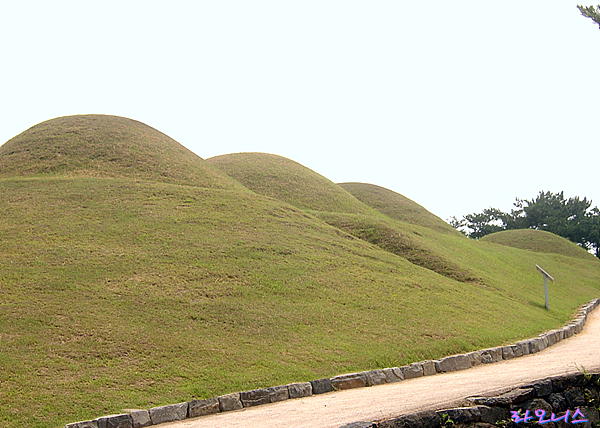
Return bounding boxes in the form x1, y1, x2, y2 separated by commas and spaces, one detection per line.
450, 191, 600, 258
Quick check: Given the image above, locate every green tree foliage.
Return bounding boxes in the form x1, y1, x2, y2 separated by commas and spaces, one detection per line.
577, 4, 600, 28
452, 191, 600, 258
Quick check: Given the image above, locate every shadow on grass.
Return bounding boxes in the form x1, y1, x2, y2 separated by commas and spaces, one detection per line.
528, 300, 549, 310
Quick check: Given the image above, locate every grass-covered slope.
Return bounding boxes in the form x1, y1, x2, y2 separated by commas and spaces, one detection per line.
207, 152, 375, 214
481, 229, 597, 261
339, 182, 458, 234
1, 118, 599, 428
0, 114, 245, 190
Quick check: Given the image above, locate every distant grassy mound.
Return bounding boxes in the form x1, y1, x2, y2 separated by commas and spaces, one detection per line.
481, 229, 597, 260
0, 114, 244, 190
207, 152, 374, 214
339, 182, 458, 234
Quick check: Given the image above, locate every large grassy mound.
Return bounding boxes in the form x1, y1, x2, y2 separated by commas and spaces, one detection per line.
207, 152, 375, 214
339, 182, 458, 234
0, 114, 245, 190
1, 117, 599, 428
481, 229, 597, 261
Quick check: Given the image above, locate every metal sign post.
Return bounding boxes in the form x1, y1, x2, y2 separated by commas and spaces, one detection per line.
536, 265, 555, 310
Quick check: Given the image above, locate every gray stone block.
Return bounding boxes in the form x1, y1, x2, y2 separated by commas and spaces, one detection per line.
563, 326, 574, 338
435, 354, 471, 373
501, 345, 516, 360
310, 378, 334, 394
563, 387, 586, 408
188, 397, 220, 418
218, 392, 243, 412
331, 373, 367, 390
467, 351, 482, 366
515, 341, 530, 356
95, 414, 133, 428
149, 402, 188, 425
530, 379, 553, 397
65, 421, 98, 428
287, 382, 312, 399
547, 392, 568, 412
382, 367, 404, 383
240, 388, 271, 407
479, 405, 508, 424
400, 363, 423, 379
480, 347, 502, 363
528, 338, 544, 354
130, 410, 151, 428
421, 360, 437, 376
267, 385, 290, 403
364, 370, 387, 386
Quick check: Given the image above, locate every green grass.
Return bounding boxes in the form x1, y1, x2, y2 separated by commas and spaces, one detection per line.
1, 115, 599, 428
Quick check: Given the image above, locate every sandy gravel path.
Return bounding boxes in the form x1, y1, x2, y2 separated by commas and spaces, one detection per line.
159, 309, 600, 428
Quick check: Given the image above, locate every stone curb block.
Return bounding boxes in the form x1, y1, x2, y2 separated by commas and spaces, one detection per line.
382, 367, 404, 383
435, 354, 471, 373
310, 378, 334, 394
364, 370, 388, 386
217, 392, 243, 412
480, 346, 502, 363
95, 414, 133, 428
287, 382, 312, 398
239, 388, 272, 407
148, 403, 188, 425
421, 360, 437, 376
65, 421, 99, 428
401, 362, 424, 379
188, 397, 219, 418
331, 373, 367, 390
130, 410, 151, 428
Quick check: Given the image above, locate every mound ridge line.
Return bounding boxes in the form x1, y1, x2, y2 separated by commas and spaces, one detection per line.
65, 298, 600, 428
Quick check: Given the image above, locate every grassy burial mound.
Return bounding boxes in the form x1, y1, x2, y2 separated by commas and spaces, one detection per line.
1, 117, 599, 428
481, 229, 598, 261
338, 182, 459, 234
207, 152, 375, 215
0, 114, 245, 191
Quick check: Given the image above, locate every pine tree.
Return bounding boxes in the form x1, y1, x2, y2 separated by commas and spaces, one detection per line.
577, 4, 600, 28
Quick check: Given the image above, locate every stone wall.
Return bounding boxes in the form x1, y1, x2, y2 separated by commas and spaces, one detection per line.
342, 371, 600, 428
65, 298, 599, 428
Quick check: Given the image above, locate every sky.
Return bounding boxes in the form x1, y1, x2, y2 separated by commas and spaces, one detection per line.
1, 1, 598, 222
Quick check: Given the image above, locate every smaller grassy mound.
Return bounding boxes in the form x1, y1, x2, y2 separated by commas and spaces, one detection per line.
481, 229, 597, 260
339, 182, 458, 234
207, 153, 375, 214
0, 114, 245, 190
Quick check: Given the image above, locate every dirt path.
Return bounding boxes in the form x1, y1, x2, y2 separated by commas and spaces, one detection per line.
160, 309, 600, 428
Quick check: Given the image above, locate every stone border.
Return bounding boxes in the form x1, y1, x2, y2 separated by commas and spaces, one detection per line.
65, 298, 599, 428
340, 371, 600, 427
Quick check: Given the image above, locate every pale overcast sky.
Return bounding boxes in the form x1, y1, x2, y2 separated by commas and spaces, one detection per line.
1, 1, 598, 221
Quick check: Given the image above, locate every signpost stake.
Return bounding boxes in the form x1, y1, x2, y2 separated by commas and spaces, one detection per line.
536, 265, 555, 310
